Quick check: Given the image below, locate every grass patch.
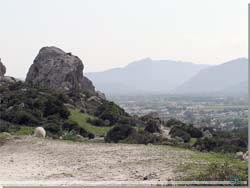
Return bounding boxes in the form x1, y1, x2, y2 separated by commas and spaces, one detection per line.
69, 109, 111, 136
16, 126, 35, 136
189, 138, 197, 146
177, 150, 248, 181
0, 132, 11, 141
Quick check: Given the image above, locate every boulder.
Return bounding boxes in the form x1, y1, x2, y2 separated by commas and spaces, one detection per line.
96, 90, 106, 100
243, 151, 248, 161
34, 127, 46, 138
85, 96, 104, 114
0, 76, 17, 86
236, 151, 244, 159
0, 58, 6, 77
25, 46, 95, 94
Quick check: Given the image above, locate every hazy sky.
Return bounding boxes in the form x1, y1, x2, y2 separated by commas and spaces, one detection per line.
0, 0, 248, 78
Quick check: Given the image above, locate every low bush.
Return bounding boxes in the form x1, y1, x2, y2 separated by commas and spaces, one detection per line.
62, 120, 88, 137
124, 129, 162, 144
62, 130, 79, 141
0, 120, 11, 132
87, 132, 95, 139
194, 137, 247, 153
86, 118, 105, 127
105, 125, 136, 143
0, 110, 39, 126
16, 126, 35, 135
95, 101, 129, 125
12, 111, 39, 125
164, 118, 185, 127
44, 123, 62, 137
169, 127, 191, 142
195, 161, 247, 181
144, 119, 161, 133
44, 96, 70, 119
194, 137, 217, 152
188, 127, 203, 138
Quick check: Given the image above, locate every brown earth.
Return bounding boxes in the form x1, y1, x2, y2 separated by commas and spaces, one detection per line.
0, 136, 195, 183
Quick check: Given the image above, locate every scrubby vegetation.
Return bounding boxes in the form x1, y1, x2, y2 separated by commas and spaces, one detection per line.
0, 82, 70, 126
144, 119, 161, 133
105, 125, 136, 143
0, 82, 93, 139
123, 129, 164, 144
69, 109, 111, 137
195, 161, 247, 182
167, 119, 202, 143
178, 149, 248, 182
194, 131, 247, 153
0, 82, 248, 156
94, 101, 129, 125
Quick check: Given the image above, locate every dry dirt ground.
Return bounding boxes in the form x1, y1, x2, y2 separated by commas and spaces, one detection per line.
0, 136, 194, 183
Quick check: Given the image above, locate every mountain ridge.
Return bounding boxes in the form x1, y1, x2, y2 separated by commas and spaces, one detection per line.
174, 58, 248, 95
86, 58, 210, 94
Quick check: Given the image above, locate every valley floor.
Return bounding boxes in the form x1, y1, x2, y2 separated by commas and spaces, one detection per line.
0, 136, 246, 185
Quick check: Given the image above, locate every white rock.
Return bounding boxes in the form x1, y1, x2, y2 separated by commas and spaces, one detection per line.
34, 127, 46, 138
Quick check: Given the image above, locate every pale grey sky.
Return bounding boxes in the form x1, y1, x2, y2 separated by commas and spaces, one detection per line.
0, 0, 248, 78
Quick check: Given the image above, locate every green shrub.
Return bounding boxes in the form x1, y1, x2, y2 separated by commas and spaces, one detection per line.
44, 97, 70, 119
0, 120, 11, 132
62, 130, 79, 141
7, 124, 21, 133
44, 123, 62, 136
144, 119, 161, 133
194, 137, 247, 153
0, 120, 21, 133
62, 120, 88, 137
12, 111, 38, 125
188, 127, 203, 138
117, 116, 139, 126
124, 129, 162, 144
170, 127, 191, 142
194, 137, 217, 152
8, 81, 23, 91
95, 101, 128, 125
87, 132, 95, 139
105, 125, 136, 143
165, 118, 185, 127
59, 106, 70, 119
16, 126, 35, 135
86, 118, 105, 127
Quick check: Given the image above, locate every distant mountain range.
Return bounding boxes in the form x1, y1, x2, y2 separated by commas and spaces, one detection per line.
86, 57, 248, 96
86, 58, 209, 94
174, 58, 248, 95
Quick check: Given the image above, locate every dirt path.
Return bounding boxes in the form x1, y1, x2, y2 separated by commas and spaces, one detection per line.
0, 136, 193, 182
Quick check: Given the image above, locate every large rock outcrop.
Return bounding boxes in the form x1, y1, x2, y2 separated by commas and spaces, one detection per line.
0, 59, 18, 87
0, 58, 6, 77
25, 47, 95, 94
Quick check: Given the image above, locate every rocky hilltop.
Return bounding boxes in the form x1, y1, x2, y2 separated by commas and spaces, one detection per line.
0, 58, 18, 86
26, 47, 95, 94
0, 58, 6, 77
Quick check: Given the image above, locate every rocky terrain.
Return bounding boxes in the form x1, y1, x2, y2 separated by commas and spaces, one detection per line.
0, 136, 181, 182
0, 135, 247, 185
0, 47, 248, 184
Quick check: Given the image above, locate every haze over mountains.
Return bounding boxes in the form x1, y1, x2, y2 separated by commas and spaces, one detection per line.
86, 58, 209, 94
175, 58, 248, 95
86, 58, 248, 96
